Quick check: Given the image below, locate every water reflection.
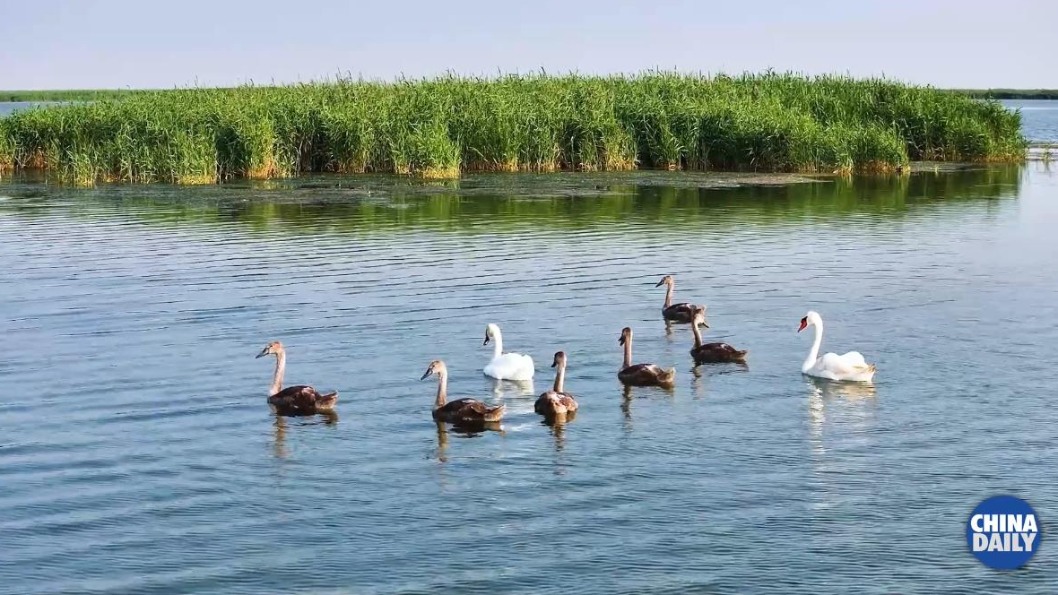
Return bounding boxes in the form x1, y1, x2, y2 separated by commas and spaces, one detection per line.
664, 321, 675, 340
545, 413, 575, 442
702, 362, 750, 375
488, 377, 535, 398
806, 376, 878, 458
272, 416, 289, 459
549, 420, 567, 452
621, 386, 634, 429
0, 166, 1022, 234
540, 409, 577, 432
690, 363, 750, 398
691, 366, 706, 398
433, 419, 504, 463
545, 415, 575, 475
805, 376, 878, 400
434, 421, 449, 463
270, 411, 338, 460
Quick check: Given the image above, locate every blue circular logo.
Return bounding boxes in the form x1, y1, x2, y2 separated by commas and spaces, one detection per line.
966, 495, 1041, 570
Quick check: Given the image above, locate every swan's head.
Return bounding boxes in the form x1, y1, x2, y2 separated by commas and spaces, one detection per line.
483, 323, 501, 346
798, 311, 822, 332
692, 306, 710, 328
420, 359, 447, 380
655, 275, 674, 288
619, 327, 632, 346
256, 341, 284, 358
552, 351, 567, 368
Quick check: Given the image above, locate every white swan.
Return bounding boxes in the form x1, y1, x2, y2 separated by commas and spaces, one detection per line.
482, 323, 535, 381
798, 311, 876, 382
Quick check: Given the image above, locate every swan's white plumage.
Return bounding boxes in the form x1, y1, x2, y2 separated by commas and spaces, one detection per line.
484, 352, 535, 381
809, 351, 875, 382
800, 311, 876, 382
483, 323, 535, 381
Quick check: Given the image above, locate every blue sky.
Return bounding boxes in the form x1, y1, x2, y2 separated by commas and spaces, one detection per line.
2, 0, 1055, 89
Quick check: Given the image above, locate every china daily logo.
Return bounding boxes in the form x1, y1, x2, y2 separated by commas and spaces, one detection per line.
966, 495, 1041, 570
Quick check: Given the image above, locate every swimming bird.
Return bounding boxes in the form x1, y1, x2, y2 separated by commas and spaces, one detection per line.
798, 311, 876, 382
617, 327, 676, 388
535, 351, 579, 417
482, 323, 535, 381
421, 360, 506, 424
689, 306, 748, 364
256, 341, 338, 416
655, 275, 707, 325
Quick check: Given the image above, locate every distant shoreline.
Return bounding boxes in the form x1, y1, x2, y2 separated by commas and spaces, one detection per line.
952, 90, 1058, 101
2, 88, 1058, 103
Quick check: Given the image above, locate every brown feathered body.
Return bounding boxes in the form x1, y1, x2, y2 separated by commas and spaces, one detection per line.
691, 343, 748, 364
618, 363, 677, 388
663, 303, 698, 323
433, 398, 506, 424
535, 391, 579, 416
268, 386, 339, 416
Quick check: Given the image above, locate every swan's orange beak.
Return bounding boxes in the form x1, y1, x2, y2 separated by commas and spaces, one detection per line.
797, 317, 808, 332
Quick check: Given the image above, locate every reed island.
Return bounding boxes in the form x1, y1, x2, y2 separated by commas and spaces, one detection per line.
0, 73, 1027, 185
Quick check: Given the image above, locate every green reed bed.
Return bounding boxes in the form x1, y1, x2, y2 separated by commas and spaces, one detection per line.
0, 73, 1027, 185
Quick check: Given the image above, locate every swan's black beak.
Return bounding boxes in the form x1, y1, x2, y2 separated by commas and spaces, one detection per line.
255, 348, 269, 359
551, 359, 557, 368
483, 334, 490, 346
618, 335, 626, 346
654, 279, 665, 287
420, 369, 433, 381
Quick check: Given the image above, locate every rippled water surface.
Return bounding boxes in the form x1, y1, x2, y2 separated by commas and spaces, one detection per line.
1, 166, 1056, 594
1004, 99, 1058, 143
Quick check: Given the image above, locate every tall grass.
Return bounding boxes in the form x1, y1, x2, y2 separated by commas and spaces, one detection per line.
0, 73, 1027, 185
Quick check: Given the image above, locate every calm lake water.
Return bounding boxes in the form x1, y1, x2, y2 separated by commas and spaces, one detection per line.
1002, 99, 1058, 144
0, 101, 66, 117
1, 166, 1057, 594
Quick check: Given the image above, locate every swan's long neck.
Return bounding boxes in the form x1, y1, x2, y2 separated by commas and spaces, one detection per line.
690, 320, 703, 349
622, 336, 633, 369
803, 320, 823, 373
553, 360, 566, 393
663, 283, 673, 309
435, 371, 448, 409
490, 329, 504, 359
270, 351, 286, 396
